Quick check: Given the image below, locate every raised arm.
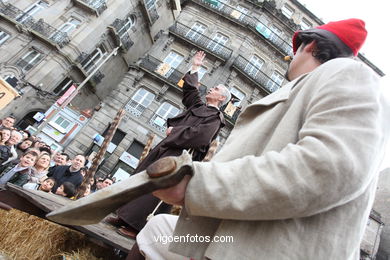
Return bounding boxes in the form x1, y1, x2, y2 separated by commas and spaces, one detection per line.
181, 51, 206, 108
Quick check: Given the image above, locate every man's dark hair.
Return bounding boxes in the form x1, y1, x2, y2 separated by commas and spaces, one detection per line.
22, 130, 31, 138
61, 152, 70, 161
39, 146, 52, 156
62, 182, 76, 198
295, 32, 353, 64
103, 176, 114, 182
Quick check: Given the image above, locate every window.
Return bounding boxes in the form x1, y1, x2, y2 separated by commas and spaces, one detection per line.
255, 22, 272, 39
149, 102, 180, 132
50, 115, 73, 133
16, 49, 43, 72
112, 140, 145, 177
156, 51, 184, 77
111, 129, 126, 146
186, 22, 206, 41
267, 71, 284, 92
198, 66, 207, 80
81, 45, 107, 73
270, 25, 283, 43
229, 86, 245, 106
0, 30, 10, 46
58, 18, 81, 34
125, 88, 155, 117
4, 75, 18, 88
17, 1, 48, 23
145, 0, 156, 10
118, 15, 136, 39
244, 55, 264, 78
207, 33, 228, 54
300, 18, 312, 30
53, 77, 74, 96
127, 140, 144, 158
281, 4, 294, 19
235, 5, 248, 20
223, 86, 245, 117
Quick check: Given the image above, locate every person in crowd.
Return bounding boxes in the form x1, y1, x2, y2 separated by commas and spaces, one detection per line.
1, 130, 23, 166
55, 181, 76, 198
126, 19, 390, 260
0, 116, 15, 129
101, 177, 113, 189
0, 128, 12, 164
0, 151, 38, 186
106, 50, 231, 239
30, 152, 51, 183
21, 130, 31, 140
74, 182, 91, 199
50, 152, 69, 167
0, 128, 11, 146
16, 137, 34, 157
48, 154, 85, 192
23, 177, 56, 192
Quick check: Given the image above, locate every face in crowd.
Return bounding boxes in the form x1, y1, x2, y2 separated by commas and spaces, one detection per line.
54, 153, 68, 166
101, 178, 113, 189
0, 129, 11, 143
71, 155, 86, 171
2, 117, 15, 129
56, 184, 66, 196
8, 130, 23, 146
20, 153, 38, 168
36, 153, 51, 170
19, 139, 33, 150
39, 178, 55, 192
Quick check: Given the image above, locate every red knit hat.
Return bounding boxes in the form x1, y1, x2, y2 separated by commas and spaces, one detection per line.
292, 18, 367, 56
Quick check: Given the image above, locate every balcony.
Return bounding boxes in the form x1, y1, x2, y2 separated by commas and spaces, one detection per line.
139, 55, 184, 90
169, 22, 233, 62
192, 0, 254, 28
71, 0, 107, 16
75, 52, 106, 86
0, 3, 70, 48
110, 18, 135, 51
232, 55, 281, 94
191, 0, 292, 57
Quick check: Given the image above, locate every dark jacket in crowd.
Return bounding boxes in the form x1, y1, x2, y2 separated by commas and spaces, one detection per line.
0, 145, 11, 164
48, 165, 83, 192
117, 71, 225, 231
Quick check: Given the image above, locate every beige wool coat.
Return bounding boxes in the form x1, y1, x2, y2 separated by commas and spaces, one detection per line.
169, 58, 390, 260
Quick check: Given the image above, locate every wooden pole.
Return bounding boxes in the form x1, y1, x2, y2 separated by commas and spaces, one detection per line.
86, 108, 125, 179
138, 133, 155, 164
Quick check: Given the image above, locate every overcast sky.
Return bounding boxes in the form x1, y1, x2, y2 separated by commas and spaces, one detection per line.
298, 0, 390, 169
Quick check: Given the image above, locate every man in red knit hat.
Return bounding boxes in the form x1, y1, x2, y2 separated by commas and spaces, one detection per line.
126, 18, 389, 260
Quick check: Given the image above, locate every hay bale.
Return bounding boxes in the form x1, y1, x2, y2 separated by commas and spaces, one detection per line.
0, 209, 118, 260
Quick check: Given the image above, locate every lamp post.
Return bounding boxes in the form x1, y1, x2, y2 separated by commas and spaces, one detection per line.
34, 45, 121, 135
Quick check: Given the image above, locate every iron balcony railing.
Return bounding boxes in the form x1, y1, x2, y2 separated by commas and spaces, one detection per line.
75, 52, 105, 85
139, 55, 183, 89
233, 55, 281, 93
191, 0, 293, 56
72, 0, 107, 15
0, 3, 70, 48
169, 22, 233, 61
139, 0, 159, 26
111, 18, 135, 50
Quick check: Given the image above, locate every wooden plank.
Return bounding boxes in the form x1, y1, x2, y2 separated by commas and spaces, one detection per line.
5, 184, 134, 252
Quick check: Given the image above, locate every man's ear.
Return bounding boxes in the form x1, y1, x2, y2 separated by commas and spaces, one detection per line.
303, 41, 316, 53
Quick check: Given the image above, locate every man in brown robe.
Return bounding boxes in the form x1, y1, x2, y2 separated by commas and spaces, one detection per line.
105, 51, 231, 238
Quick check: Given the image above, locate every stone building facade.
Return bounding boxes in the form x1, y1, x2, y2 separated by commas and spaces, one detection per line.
0, 0, 180, 147
65, 0, 384, 177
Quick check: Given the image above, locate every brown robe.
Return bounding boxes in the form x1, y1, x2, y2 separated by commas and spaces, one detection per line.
117, 72, 225, 231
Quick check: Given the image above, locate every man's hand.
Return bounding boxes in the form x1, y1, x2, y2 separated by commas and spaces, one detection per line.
152, 175, 191, 206
191, 51, 206, 71
166, 126, 173, 136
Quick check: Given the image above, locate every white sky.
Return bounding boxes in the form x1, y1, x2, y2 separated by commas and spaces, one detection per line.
298, 0, 390, 169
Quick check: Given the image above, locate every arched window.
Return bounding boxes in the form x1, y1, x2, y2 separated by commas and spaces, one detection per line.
149, 102, 180, 132
125, 88, 155, 117
118, 14, 136, 39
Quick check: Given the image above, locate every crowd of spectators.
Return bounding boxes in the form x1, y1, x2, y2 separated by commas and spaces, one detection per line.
0, 115, 115, 200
